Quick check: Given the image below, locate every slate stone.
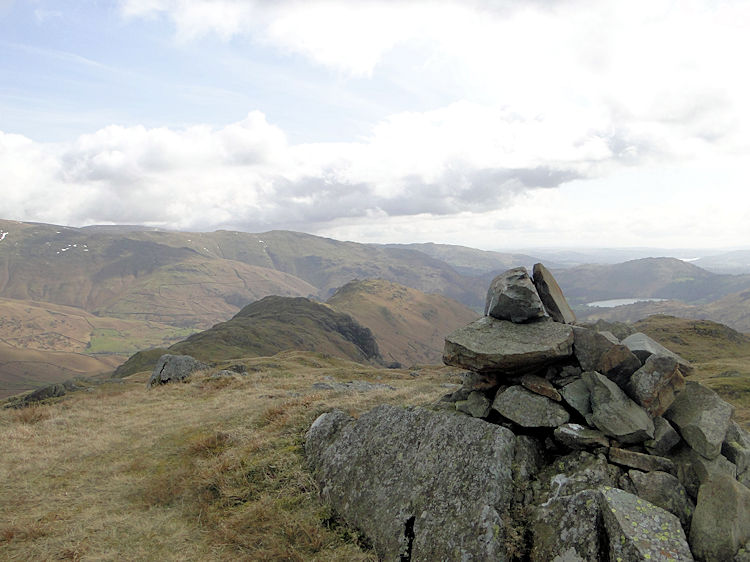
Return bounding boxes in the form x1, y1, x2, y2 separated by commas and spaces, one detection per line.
455, 390, 492, 418
599, 486, 694, 561
493, 385, 570, 428
668, 443, 738, 499
645, 416, 682, 456
665, 381, 734, 459
573, 326, 642, 387
583, 371, 654, 444
607, 447, 675, 474
484, 267, 545, 323
532, 262, 576, 324
622, 331, 695, 376
627, 469, 695, 529
559, 378, 592, 419
690, 474, 750, 562
521, 373, 562, 401
627, 354, 686, 417
305, 405, 531, 561
147, 354, 208, 388
554, 423, 610, 450
443, 316, 574, 374
530, 490, 602, 561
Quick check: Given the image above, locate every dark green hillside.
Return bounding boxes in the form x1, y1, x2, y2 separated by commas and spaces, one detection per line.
167, 296, 382, 364
554, 257, 750, 304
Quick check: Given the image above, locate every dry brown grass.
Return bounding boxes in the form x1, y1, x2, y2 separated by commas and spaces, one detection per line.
0, 351, 460, 561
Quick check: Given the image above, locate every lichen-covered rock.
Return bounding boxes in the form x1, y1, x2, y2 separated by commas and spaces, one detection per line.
627, 354, 686, 417
484, 267, 545, 323
645, 416, 682, 456
305, 405, 532, 561
532, 262, 576, 324
599, 486, 694, 561
690, 474, 750, 562
530, 490, 602, 561
147, 354, 208, 388
583, 371, 654, 444
493, 385, 570, 428
455, 391, 492, 418
622, 331, 695, 376
627, 469, 695, 529
443, 316, 574, 374
573, 326, 642, 387
665, 381, 734, 459
554, 423, 610, 450
532, 451, 622, 503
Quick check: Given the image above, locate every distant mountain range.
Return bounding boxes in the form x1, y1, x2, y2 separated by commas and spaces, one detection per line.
2, 218, 750, 395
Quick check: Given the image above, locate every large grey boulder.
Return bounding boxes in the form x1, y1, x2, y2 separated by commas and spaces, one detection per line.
484, 267, 546, 323
690, 474, 750, 562
559, 378, 592, 420
305, 405, 534, 561
573, 327, 642, 388
443, 316, 574, 374
626, 354, 686, 417
583, 371, 654, 444
626, 469, 695, 529
622, 332, 694, 376
532, 262, 576, 324
600, 486, 694, 561
665, 381, 734, 459
147, 354, 208, 388
492, 385, 570, 428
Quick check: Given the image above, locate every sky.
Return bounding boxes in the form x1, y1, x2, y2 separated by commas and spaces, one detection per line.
1, 0, 750, 250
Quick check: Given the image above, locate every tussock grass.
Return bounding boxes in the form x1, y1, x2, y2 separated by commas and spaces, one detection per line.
0, 351, 459, 560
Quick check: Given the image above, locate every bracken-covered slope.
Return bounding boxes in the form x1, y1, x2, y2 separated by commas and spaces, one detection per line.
167, 296, 382, 364
326, 279, 478, 366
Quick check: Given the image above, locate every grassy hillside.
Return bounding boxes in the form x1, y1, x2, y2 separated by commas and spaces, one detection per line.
0, 298, 194, 397
327, 279, 478, 366
0, 352, 456, 560
0, 341, 120, 399
168, 296, 382, 365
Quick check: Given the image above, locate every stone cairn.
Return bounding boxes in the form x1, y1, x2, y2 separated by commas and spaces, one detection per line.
439, 263, 750, 561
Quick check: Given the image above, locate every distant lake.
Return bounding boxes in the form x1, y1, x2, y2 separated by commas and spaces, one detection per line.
586, 298, 667, 308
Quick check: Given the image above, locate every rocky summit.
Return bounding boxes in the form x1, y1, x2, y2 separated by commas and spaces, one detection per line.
306, 264, 750, 561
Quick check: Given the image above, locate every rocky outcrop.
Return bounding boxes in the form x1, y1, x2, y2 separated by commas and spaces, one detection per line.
147, 354, 208, 388
307, 265, 749, 561
622, 331, 695, 376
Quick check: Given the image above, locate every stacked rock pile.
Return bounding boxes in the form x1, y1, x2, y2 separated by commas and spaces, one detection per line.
439, 263, 750, 561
